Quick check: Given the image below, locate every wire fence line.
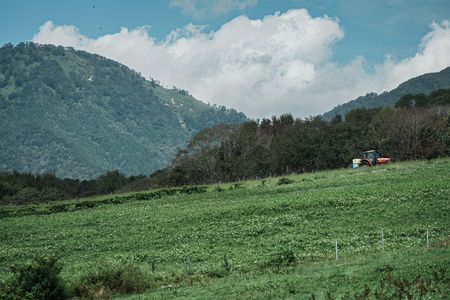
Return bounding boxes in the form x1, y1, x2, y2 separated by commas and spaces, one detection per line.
129, 227, 442, 276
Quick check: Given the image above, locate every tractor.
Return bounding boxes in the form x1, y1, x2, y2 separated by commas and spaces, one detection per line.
352, 150, 391, 168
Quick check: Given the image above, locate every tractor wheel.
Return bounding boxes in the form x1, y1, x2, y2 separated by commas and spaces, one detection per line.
360, 160, 372, 167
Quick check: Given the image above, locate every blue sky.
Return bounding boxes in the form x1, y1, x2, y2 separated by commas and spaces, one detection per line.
1, 0, 450, 116
2, 0, 449, 63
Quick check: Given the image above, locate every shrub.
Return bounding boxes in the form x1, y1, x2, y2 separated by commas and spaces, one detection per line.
180, 186, 207, 194
12, 187, 41, 203
74, 260, 150, 299
49, 204, 69, 213
262, 248, 297, 269
0, 255, 67, 300
371, 267, 450, 299
277, 177, 295, 185
214, 186, 224, 192
74, 201, 96, 209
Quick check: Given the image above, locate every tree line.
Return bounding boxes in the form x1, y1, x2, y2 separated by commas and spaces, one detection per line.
147, 89, 450, 187
1, 90, 449, 204
0, 171, 140, 204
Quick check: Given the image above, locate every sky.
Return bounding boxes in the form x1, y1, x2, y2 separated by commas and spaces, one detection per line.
1, 0, 450, 118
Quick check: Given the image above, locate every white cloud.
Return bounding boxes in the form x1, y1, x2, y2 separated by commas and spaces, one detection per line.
170, 0, 258, 18
32, 11, 450, 118
374, 20, 450, 89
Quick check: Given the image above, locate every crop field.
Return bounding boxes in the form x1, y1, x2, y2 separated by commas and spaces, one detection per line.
1, 158, 449, 298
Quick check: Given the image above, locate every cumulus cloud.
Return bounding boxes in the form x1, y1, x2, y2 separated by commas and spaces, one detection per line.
374, 20, 450, 89
170, 0, 258, 18
32, 10, 450, 118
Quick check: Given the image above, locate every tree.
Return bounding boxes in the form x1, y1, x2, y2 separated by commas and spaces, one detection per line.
396, 93, 428, 108
386, 107, 447, 160
96, 170, 127, 194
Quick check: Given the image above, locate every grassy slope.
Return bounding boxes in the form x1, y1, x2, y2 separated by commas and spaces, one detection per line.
0, 159, 449, 298
125, 248, 450, 299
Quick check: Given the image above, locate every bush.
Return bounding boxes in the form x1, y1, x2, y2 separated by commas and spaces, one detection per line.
12, 187, 42, 203
0, 255, 67, 300
277, 177, 295, 185
180, 186, 207, 194
74, 201, 96, 209
49, 204, 69, 213
232, 183, 242, 189
262, 248, 297, 270
214, 186, 224, 192
74, 260, 150, 299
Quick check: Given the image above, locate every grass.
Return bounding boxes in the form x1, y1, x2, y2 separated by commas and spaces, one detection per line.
0, 158, 449, 298
120, 247, 450, 299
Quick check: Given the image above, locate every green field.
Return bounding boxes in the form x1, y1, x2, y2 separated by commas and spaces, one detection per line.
1, 159, 449, 299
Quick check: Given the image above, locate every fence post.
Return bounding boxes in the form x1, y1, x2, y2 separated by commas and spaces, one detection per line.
223, 254, 230, 274
151, 257, 156, 273
185, 256, 191, 275
335, 240, 338, 260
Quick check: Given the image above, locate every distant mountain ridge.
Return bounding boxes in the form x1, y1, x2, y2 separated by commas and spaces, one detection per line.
0, 42, 247, 179
322, 66, 450, 120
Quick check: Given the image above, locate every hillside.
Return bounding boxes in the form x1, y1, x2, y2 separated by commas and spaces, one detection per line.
0, 42, 247, 179
322, 66, 450, 120
1, 158, 449, 298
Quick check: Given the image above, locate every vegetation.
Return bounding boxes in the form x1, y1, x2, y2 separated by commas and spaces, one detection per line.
322, 66, 450, 120
277, 177, 295, 185
0, 255, 67, 300
0, 170, 141, 204
148, 101, 449, 187
1, 42, 449, 299
74, 260, 150, 299
0, 185, 207, 219
0, 42, 246, 179
0, 158, 449, 298
396, 88, 450, 108
2, 92, 448, 204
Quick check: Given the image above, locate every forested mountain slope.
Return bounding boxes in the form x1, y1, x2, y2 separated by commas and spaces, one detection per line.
0, 43, 246, 178
323, 66, 450, 120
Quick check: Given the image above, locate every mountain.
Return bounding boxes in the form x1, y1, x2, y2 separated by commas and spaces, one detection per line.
0, 42, 247, 179
322, 66, 450, 120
